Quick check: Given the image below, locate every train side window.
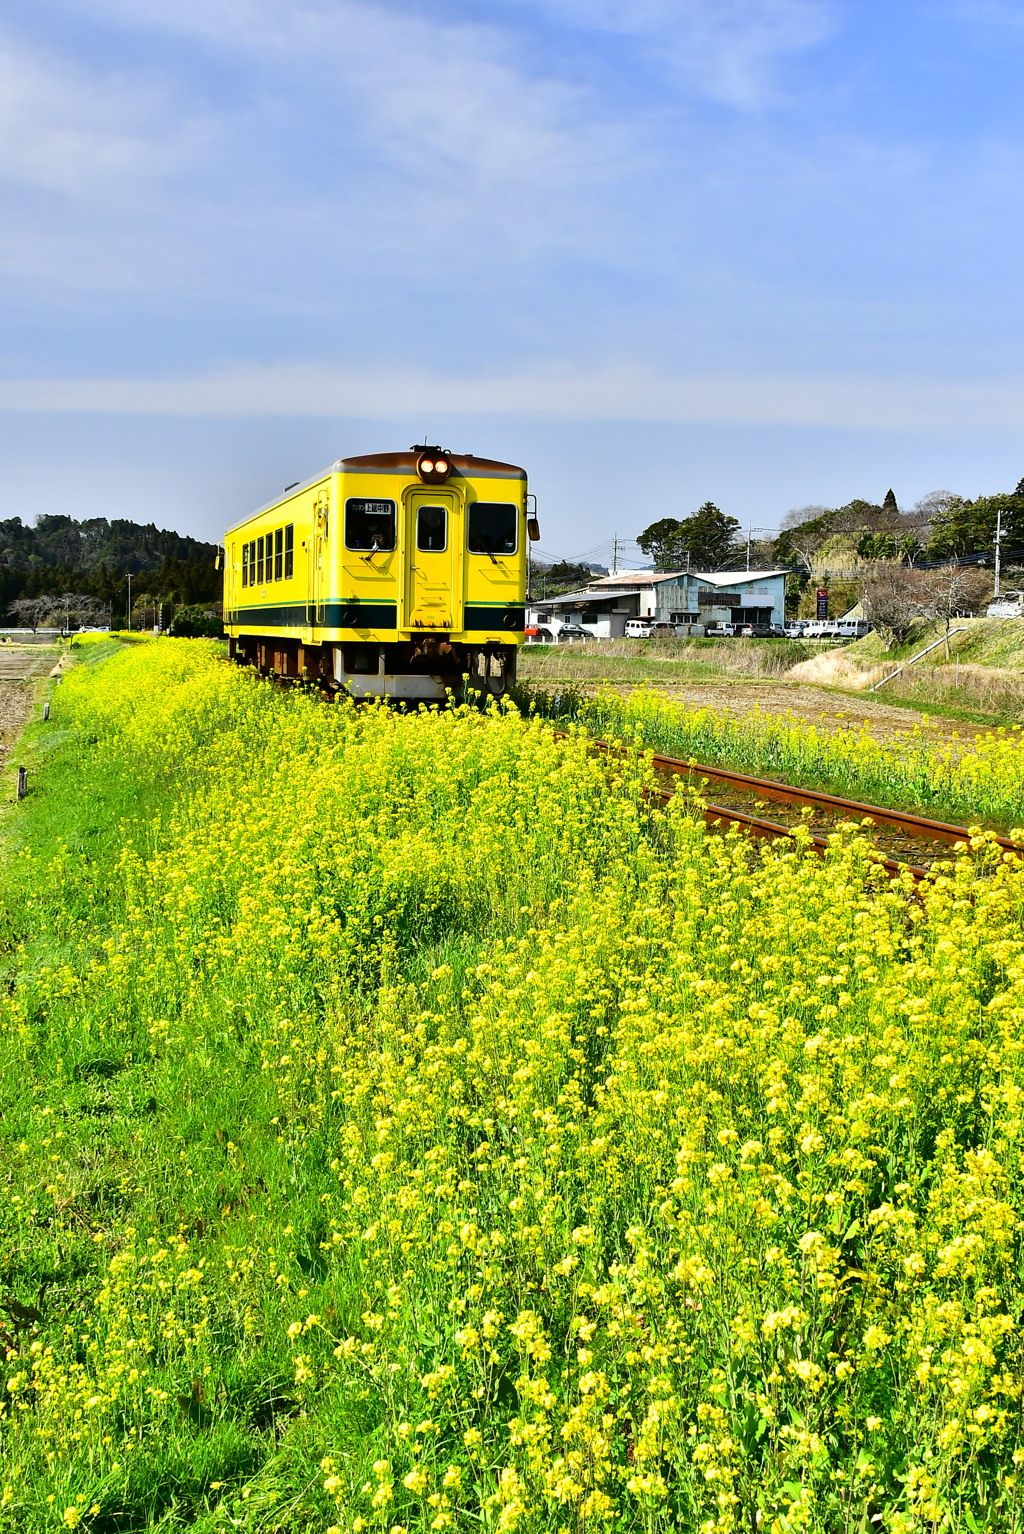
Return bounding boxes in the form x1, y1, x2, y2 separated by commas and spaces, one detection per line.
284, 524, 294, 579
242, 543, 249, 587
274, 527, 283, 580
345, 498, 396, 551
257, 535, 265, 584
468, 502, 517, 555
417, 504, 447, 552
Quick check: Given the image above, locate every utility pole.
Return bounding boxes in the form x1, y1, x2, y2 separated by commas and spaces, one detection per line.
611, 538, 620, 575
995, 507, 1003, 599
746, 528, 751, 571
126, 571, 132, 632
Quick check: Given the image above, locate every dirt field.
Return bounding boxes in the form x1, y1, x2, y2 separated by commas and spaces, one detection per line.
560, 678, 1000, 744
0, 683, 35, 765
0, 644, 61, 681
0, 647, 58, 774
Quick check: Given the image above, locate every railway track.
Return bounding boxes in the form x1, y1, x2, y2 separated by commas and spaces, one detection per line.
563, 732, 1023, 883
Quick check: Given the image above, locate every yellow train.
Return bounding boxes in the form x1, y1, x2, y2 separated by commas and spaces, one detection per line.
223, 446, 537, 700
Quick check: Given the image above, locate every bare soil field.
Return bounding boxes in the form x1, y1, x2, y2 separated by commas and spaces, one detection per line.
0, 644, 61, 681
0, 647, 59, 777
555, 677, 999, 744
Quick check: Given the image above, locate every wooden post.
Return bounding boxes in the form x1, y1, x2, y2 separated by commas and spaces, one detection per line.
16, 767, 27, 800
43, 701, 50, 721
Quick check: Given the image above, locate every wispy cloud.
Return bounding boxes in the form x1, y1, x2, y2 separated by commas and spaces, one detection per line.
501, 0, 838, 105
0, 28, 197, 198
51, 0, 632, 194
2, 359, 1022, 435
0, 0, 638, 300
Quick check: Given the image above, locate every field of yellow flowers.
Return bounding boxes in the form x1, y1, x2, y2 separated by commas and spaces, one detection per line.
3, 639, 1024, 1533
515, 682, 1024, 830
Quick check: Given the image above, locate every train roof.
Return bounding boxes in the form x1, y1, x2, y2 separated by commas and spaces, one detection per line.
225, 449, 526, 533
339, 450, 526, 480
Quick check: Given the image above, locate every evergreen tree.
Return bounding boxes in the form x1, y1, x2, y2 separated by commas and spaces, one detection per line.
926, 494, 1024, 559
637, 502, 741, 571
0, 514, 217, 623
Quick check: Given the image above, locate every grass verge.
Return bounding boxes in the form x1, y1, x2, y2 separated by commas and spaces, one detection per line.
3, 641, 1024, 1532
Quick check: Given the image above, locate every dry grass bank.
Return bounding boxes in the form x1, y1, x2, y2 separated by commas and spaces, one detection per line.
523, 622, 1024, 724
794, 618, 1024, 720
520, 637, 811, 682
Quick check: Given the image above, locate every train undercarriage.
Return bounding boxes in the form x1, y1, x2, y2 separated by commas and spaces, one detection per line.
228, 636, 517, 699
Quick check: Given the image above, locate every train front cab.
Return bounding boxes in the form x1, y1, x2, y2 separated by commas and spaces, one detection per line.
223, 448, 536, 702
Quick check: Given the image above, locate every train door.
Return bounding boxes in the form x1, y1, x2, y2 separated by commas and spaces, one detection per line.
402, 489, 459, 632
313, 488, 329, 623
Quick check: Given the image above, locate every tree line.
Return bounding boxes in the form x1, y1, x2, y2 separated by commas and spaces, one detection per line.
0, 514, 219, 629
636, 481, 1024, 575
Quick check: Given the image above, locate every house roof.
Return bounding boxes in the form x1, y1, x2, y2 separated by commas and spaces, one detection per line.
530, 587, 641, 608
587, 568, 787, 587
587, 571, 671, 587
688, 569, 789, 584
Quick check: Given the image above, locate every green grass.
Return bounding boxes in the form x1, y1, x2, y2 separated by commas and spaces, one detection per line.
7, 640, 1024, 1533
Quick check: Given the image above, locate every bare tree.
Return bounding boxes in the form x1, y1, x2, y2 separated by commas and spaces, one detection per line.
779, 504, 832, 531
10, 594, 105, 635
9, 596, 57, 632
907, 490, 963, 539
860, 565, 926, 649
916, 566, 990, 658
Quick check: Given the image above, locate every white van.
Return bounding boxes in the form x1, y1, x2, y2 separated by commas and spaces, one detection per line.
802, 619, 870, 640
624, 618, 653, 638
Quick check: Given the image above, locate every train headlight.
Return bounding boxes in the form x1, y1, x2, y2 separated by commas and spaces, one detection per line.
416, 450, 452, 483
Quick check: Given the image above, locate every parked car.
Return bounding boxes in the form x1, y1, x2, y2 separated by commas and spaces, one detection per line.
784, 621, 808, 638
705, 622, 737, 637
556, 624, 594, 642
739, 623, 787, 638
624, 618, 653, 638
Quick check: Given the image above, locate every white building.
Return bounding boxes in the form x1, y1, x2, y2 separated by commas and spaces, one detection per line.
527, 569, 788, 638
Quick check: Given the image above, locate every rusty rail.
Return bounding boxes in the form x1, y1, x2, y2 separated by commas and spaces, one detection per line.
554, 729, 1022, 882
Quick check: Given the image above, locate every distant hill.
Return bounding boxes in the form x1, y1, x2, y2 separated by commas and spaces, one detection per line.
0, 515, 216, 573
0, 515, 219, 620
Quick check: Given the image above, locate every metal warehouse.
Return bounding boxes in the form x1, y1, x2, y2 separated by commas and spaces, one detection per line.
527, 569, 788, 638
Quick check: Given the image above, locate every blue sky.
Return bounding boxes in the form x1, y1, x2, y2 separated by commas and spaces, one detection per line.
3, 0, 1024, 559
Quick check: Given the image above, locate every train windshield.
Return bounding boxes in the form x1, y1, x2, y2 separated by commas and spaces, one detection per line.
345, 498, 396, 551
469, 502, 517, 555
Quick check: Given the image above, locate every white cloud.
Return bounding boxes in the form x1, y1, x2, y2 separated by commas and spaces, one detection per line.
2, 359, 1023, 435
46, 0, 630, 192
0, 28, 203, 199
0, 0, 637, 298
